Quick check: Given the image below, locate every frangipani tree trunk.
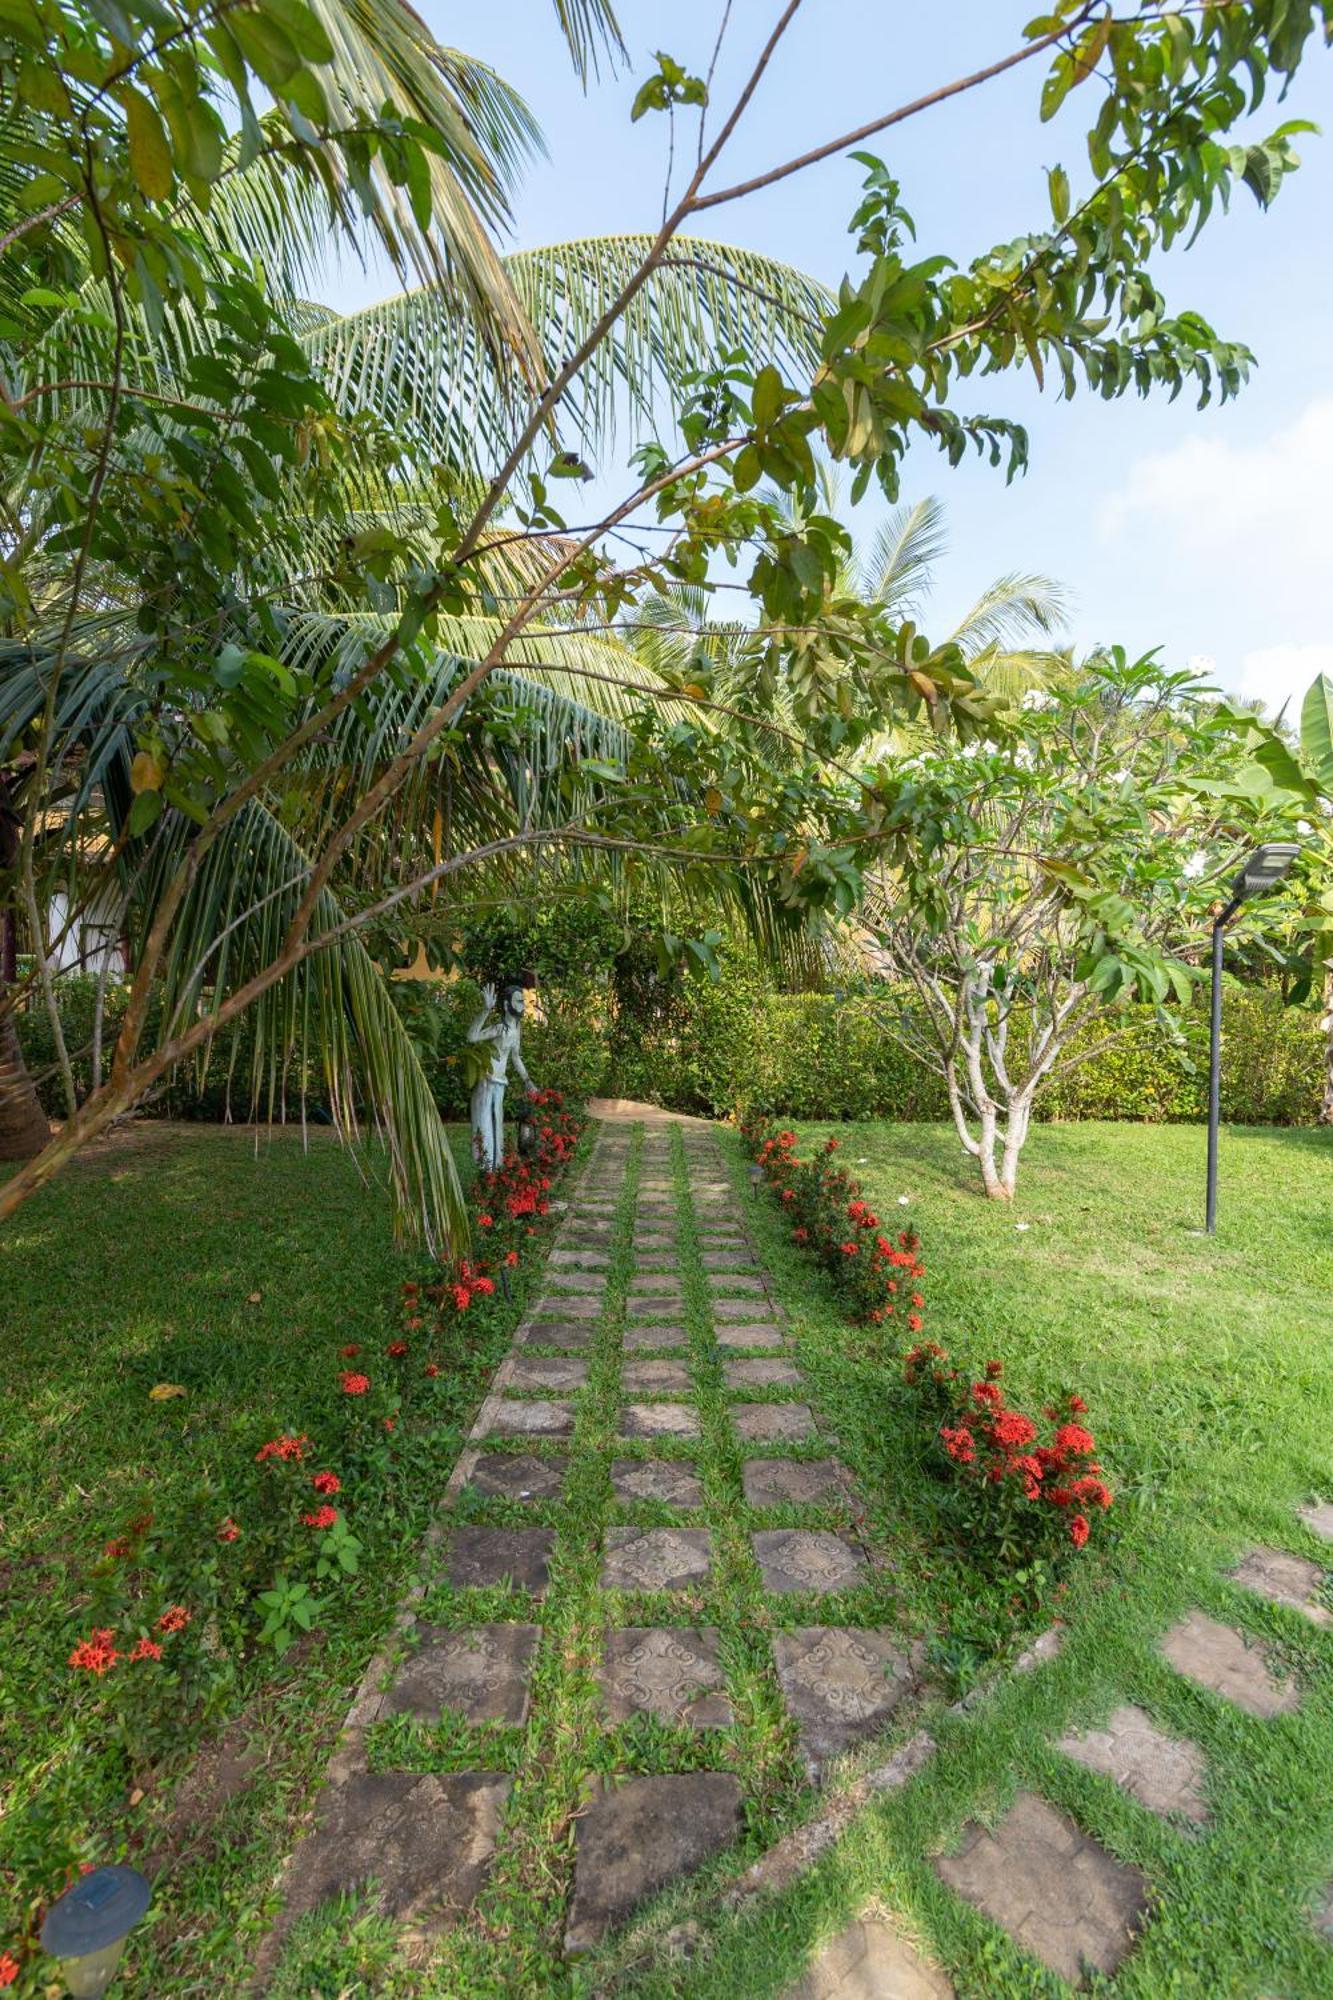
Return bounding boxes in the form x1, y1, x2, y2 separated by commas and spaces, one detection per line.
0, 989, 50, 1162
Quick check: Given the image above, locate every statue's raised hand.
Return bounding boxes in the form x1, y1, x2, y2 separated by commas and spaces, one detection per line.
480, 981, 497, 1012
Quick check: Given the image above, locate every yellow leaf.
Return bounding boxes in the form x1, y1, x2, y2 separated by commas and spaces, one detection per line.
129, 1786, 144, 1806
682, 683, 708, 701
703, 787, 722, 816
246, 1291, 263, 1304
149, 1383, 186, 1401
130, 749, 164, 793
124, 86, 174, 202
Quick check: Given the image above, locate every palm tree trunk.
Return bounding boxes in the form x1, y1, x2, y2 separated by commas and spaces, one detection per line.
0, 983, 51, 1161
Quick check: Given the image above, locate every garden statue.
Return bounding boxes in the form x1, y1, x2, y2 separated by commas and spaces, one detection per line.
466, 980, 538, 1171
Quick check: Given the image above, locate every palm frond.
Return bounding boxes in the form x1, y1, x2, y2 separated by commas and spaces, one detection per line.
860, 497, 948, 617
947, 571, 1070, 657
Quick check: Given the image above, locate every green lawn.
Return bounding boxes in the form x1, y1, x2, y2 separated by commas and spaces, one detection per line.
0, 1124, 560, 1995
4, 1119, 1332, 1997
594, 1119, 1333, 1998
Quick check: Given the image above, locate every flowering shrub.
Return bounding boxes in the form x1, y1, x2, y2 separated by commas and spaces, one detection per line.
741, 1112, 925, 1332
904, 1341, 1113, 1565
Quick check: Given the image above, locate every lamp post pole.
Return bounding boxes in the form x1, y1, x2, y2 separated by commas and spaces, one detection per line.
1203, 843, 1300, 1236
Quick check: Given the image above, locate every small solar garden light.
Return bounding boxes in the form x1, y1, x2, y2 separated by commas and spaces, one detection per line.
40, 1864, 151, 1998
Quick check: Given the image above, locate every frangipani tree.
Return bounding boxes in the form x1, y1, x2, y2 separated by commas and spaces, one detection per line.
861, 654, 1311, 1199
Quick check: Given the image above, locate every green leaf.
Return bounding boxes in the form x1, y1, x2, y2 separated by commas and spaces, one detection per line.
751, 364, 784, 432
1300, 674, 1333, 792
127, 788, 164, 837
1048, 164, 1070, 225
124, 86, 174, 201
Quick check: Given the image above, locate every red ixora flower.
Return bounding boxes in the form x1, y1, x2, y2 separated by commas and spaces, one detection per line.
424, 1362, 440, 1378
157, 1605, 191, 1634
129, 1636, 163, 1663
907, 1312, 924, 1333
504, 1249, 520, 1267
1054, 1422, 1096, 1457
473, 1275, 496, 1296
477, 1213, 494, 1228
340, 1371, 370, 1395
339, 1343, 361, 1357
386, 1340, 408, 1358
451, 1284, 472, 1312
0, 1949, 21, 1987
1069, 1513, 1090, 1548
303, 1504, 339, 1530
985, 1358, 1003, 1379
69, 1628, 119, 1675
217, 1517, 240, 1542
256, 1434, 309, 1464
311, 1471, 341, 1496
991, 1409, 1038, 1450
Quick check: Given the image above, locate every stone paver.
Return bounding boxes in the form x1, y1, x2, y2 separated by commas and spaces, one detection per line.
283, 1770, 509, 1933
624, 1323, 689, 1351
518, 1319, 594, 1350
715, 1296, 782, 1321
619, 1402, 700, 1438
622, 1359, 693, 1396
533, 1295, 601, 1319
734, 1402, 816, 1442
486, 1398, 576, 1438
1058, 1704, 1210, 1825
935, 1790, 1148, 1987
383, 1623, 540, 1724
1160, 1610, 1300, 1717
464, 1452, 566, 1502
550, 1249, 609, 1269
1299, 1500, 1333, 1542
1230, 1547, 1332, 1627
508, 1355, 589, 1393
752, 1530, 866, 1596
715, 1323, 787, 1351
725, 1356, 805, 1390
445, 1526, 554, 1596
743, 1459, 851, 1508
600, 1627, 732, 1727
1315, 1884, 1333, 1939
611, 1459, 704, 1508
702, 1250, 758, 1270
783, 1915, 954, 1999
601, 1527, 712, 1591
565, 1772, 743, 1953
773, 1628, 913, 1776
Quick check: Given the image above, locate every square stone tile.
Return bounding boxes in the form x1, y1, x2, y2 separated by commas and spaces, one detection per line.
1058, 1704, 1210, 1824
725, 1357, 804, 1391
628, 1302, 686, 1323
1315, 1884, 1333, 1939
742, 1458, 851, 1508
508, 1355, 589, 1393
629, 1282, 685, 1302
623, 1323, 689, 1351
464, 1453, 566, 1502
282, 1770, 509, 1934
701, 1250, 758, 1271
715, 1296, 782, 1322
773, 1628, 913, 1777
544, 1276, 605, 1297
610, 1459, 704, 1508
715, 1324, 787, 1351
1160, 1610, 1300, 1717
486, 1398, 576, 1438
534, 1295, 601, 1319
784, 1917, 954, 2000
600, 1627, 731, 1727
550, 1249, 609, 1269
935, 1791, 1148, 1987
1231, 1548, 1332, 1627
565, 1772, 743, 1952
752, 1529, 865, 1596
445, 1527, 554, 1595
382, 1623, 540, 1724
622, 1359, 693, 1396
1299, 1500, 1333, 1542
734, 1403, 816, 1442
619, 1402, 700, 1439
710, 1275, 767, 1295
600, 1527, 712, 1591
519, 1320, 593, 1350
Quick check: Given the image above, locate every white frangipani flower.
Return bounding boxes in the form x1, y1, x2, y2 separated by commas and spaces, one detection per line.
1182, 850, 1209, 880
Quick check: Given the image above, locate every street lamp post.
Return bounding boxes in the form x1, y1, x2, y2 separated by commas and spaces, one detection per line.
1205, 842, 1300, 1234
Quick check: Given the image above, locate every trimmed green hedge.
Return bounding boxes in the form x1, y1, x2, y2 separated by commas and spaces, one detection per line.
17, 966, 1325, 1126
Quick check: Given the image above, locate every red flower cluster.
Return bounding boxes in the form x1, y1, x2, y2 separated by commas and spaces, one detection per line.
340, 1372, 370, 1395
904, 1341, 1111, 1561
311, 1471, 340, 1496
69, 1628, 119, 1676
386, 1340, 408, 1358
157, 1605, 191, 1633
255, 1434, 309, 1464
129, 1636, 163, 1662
303, 1504, 339, 1530
217, 1517, 240, 1543
0, 1948, 19, 1986
742, 1114, 925, 1331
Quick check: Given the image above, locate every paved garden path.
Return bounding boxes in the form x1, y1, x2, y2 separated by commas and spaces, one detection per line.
266, 1115, 919, 1981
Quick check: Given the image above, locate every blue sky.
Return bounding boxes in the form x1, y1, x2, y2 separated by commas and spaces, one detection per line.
318, 3, 1333, 715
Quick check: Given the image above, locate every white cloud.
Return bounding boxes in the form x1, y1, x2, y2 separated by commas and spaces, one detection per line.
1098, 399, 1333, 712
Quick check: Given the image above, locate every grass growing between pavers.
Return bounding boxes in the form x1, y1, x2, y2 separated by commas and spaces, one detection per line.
0, 1123, 581, 1996
590, 1121, 1333, 2000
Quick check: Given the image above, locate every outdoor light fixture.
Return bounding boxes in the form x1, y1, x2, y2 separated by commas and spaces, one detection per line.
749, 1162, 764, 1198
1206, 842, 1300, 1233
40, 1864, 150, 1998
